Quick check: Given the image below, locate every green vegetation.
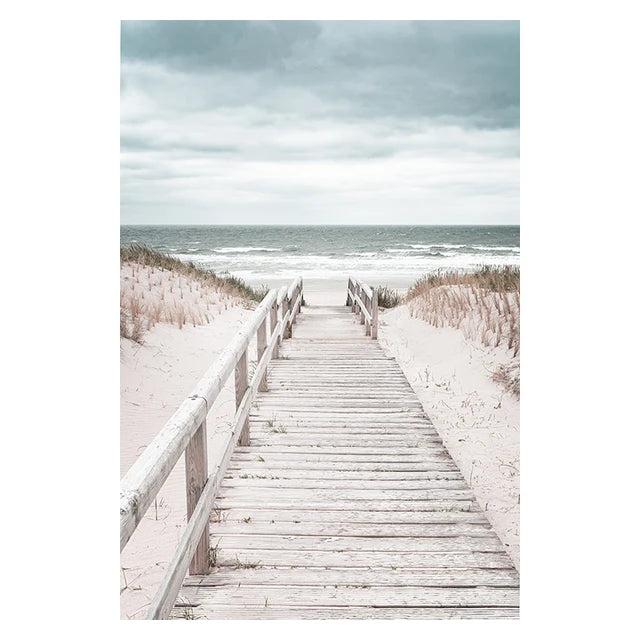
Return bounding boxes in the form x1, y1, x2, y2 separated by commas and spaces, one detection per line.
376, 285, 402, 308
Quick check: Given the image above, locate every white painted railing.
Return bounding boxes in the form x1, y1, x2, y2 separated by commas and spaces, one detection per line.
346, 277, 378, 339
120, 276, 303, 619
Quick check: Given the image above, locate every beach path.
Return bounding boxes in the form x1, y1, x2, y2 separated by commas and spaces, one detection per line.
172, 304, 519, 619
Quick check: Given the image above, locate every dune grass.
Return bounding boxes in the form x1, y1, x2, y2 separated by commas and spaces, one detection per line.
120, 244, 269, 302
120, 245, 269, 342
407, 266, 520, 394
406, 266, 520, 395
376, 286, 402, 309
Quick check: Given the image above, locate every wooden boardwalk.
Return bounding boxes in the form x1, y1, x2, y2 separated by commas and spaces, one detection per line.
172, 304, 519, 619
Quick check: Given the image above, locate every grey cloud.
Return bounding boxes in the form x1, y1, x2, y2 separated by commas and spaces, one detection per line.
121, 21, 321, 71
122, 20, 519, 127
120, 21, 519, 224
121, 134, 238, 155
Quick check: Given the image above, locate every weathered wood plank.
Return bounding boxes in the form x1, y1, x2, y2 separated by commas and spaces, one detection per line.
178, 584, 519, 608
213, 498, 480, 512
212, 548, 514, 569
171, 606, 519, 620
211, 521, 495, 538
210, 534, 503, 553
211, 508, 489, 524
183, 566, 519, 587
184, 420, 209, 575
225, 468, 463, 479
222, 478, 469, 490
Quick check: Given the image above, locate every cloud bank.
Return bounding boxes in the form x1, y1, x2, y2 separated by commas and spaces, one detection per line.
121, 20, 519, 225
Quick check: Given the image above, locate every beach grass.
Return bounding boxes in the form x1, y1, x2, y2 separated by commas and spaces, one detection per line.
407, 266, 520, 353
120, 245, 268, 341
406, 266, 520, 393
120, 244, 268, 302
376, 285, 402, 309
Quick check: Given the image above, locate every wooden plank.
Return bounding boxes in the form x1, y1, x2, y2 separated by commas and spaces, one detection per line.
211, 521, 495, 538
235, 347, 249, 446
210, 534, 503, 553
256, 317, 268, 392
212, 498, 480, 512
221, 479, 468, 491
210, 508, 489, 524
247, 438, 443, 448
232, 449, 453, 460
227, 460, 460, 471
210, 548, 513, 569
184, 566, 519, 587
171, 606, 519, 620
184, 420, 209, 575
178, 584, 519, 608
232, 446, 449, 457
225, 469, 462, 480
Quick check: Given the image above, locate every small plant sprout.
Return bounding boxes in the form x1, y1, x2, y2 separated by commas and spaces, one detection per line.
209, 540, 221, 568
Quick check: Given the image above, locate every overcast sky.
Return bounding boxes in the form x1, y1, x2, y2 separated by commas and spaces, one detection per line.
121, 21, 519, 225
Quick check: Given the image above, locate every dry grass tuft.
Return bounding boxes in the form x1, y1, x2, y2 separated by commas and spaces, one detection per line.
121, 244, 268, 302
120, 245, 267, 342
492, 363, 520, 398
407, 266, 520, 357
376, 286, 402, 309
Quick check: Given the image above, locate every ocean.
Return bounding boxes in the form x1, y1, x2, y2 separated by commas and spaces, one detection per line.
120, 225, 520, 290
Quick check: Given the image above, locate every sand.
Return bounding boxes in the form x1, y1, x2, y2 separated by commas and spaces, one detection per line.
120, 276, 519, 619
120, 261, 256, 619
379, 305, 520, 568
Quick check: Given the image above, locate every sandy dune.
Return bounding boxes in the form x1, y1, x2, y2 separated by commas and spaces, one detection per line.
379, 305, 520, 568
120, 261, 255, 619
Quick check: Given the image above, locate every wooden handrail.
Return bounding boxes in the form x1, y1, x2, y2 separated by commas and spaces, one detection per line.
120, 276, 303, 619
346, 276, 378, 339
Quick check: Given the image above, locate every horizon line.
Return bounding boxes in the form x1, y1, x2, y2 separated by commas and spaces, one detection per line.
120, 223, 521, 227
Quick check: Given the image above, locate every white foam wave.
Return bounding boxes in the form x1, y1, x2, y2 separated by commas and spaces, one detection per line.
213, 246, 281, 254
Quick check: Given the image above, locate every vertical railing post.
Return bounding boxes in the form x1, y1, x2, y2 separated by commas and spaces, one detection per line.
291, 280, 301, 325
236, 348, 249, 445
365, 291, 372, 336
283, 291, 291, 339
371, 287, 378, 339
185, 419, 209, 575
359, 285, 365, 325
270, 298, 279, 359
257, 316, 268, 392
346, 277, 352, 306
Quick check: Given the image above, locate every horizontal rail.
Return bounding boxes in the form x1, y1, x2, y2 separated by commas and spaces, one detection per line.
120, 289, 278, 551
121, 273, 303, 619
346, 276, 378, 339
146, 317, 283, 619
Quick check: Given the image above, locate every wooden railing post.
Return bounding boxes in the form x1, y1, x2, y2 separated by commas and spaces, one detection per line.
365, 291, 372, 336
291, 283, 299, 325
257, 316, 268, 392
346, 278, 352, 306
283, 292, 291, 339
270, 299, 279, 359
371, 288, 378, 339
236, 348, 249, 445
185, 419, 209, 575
